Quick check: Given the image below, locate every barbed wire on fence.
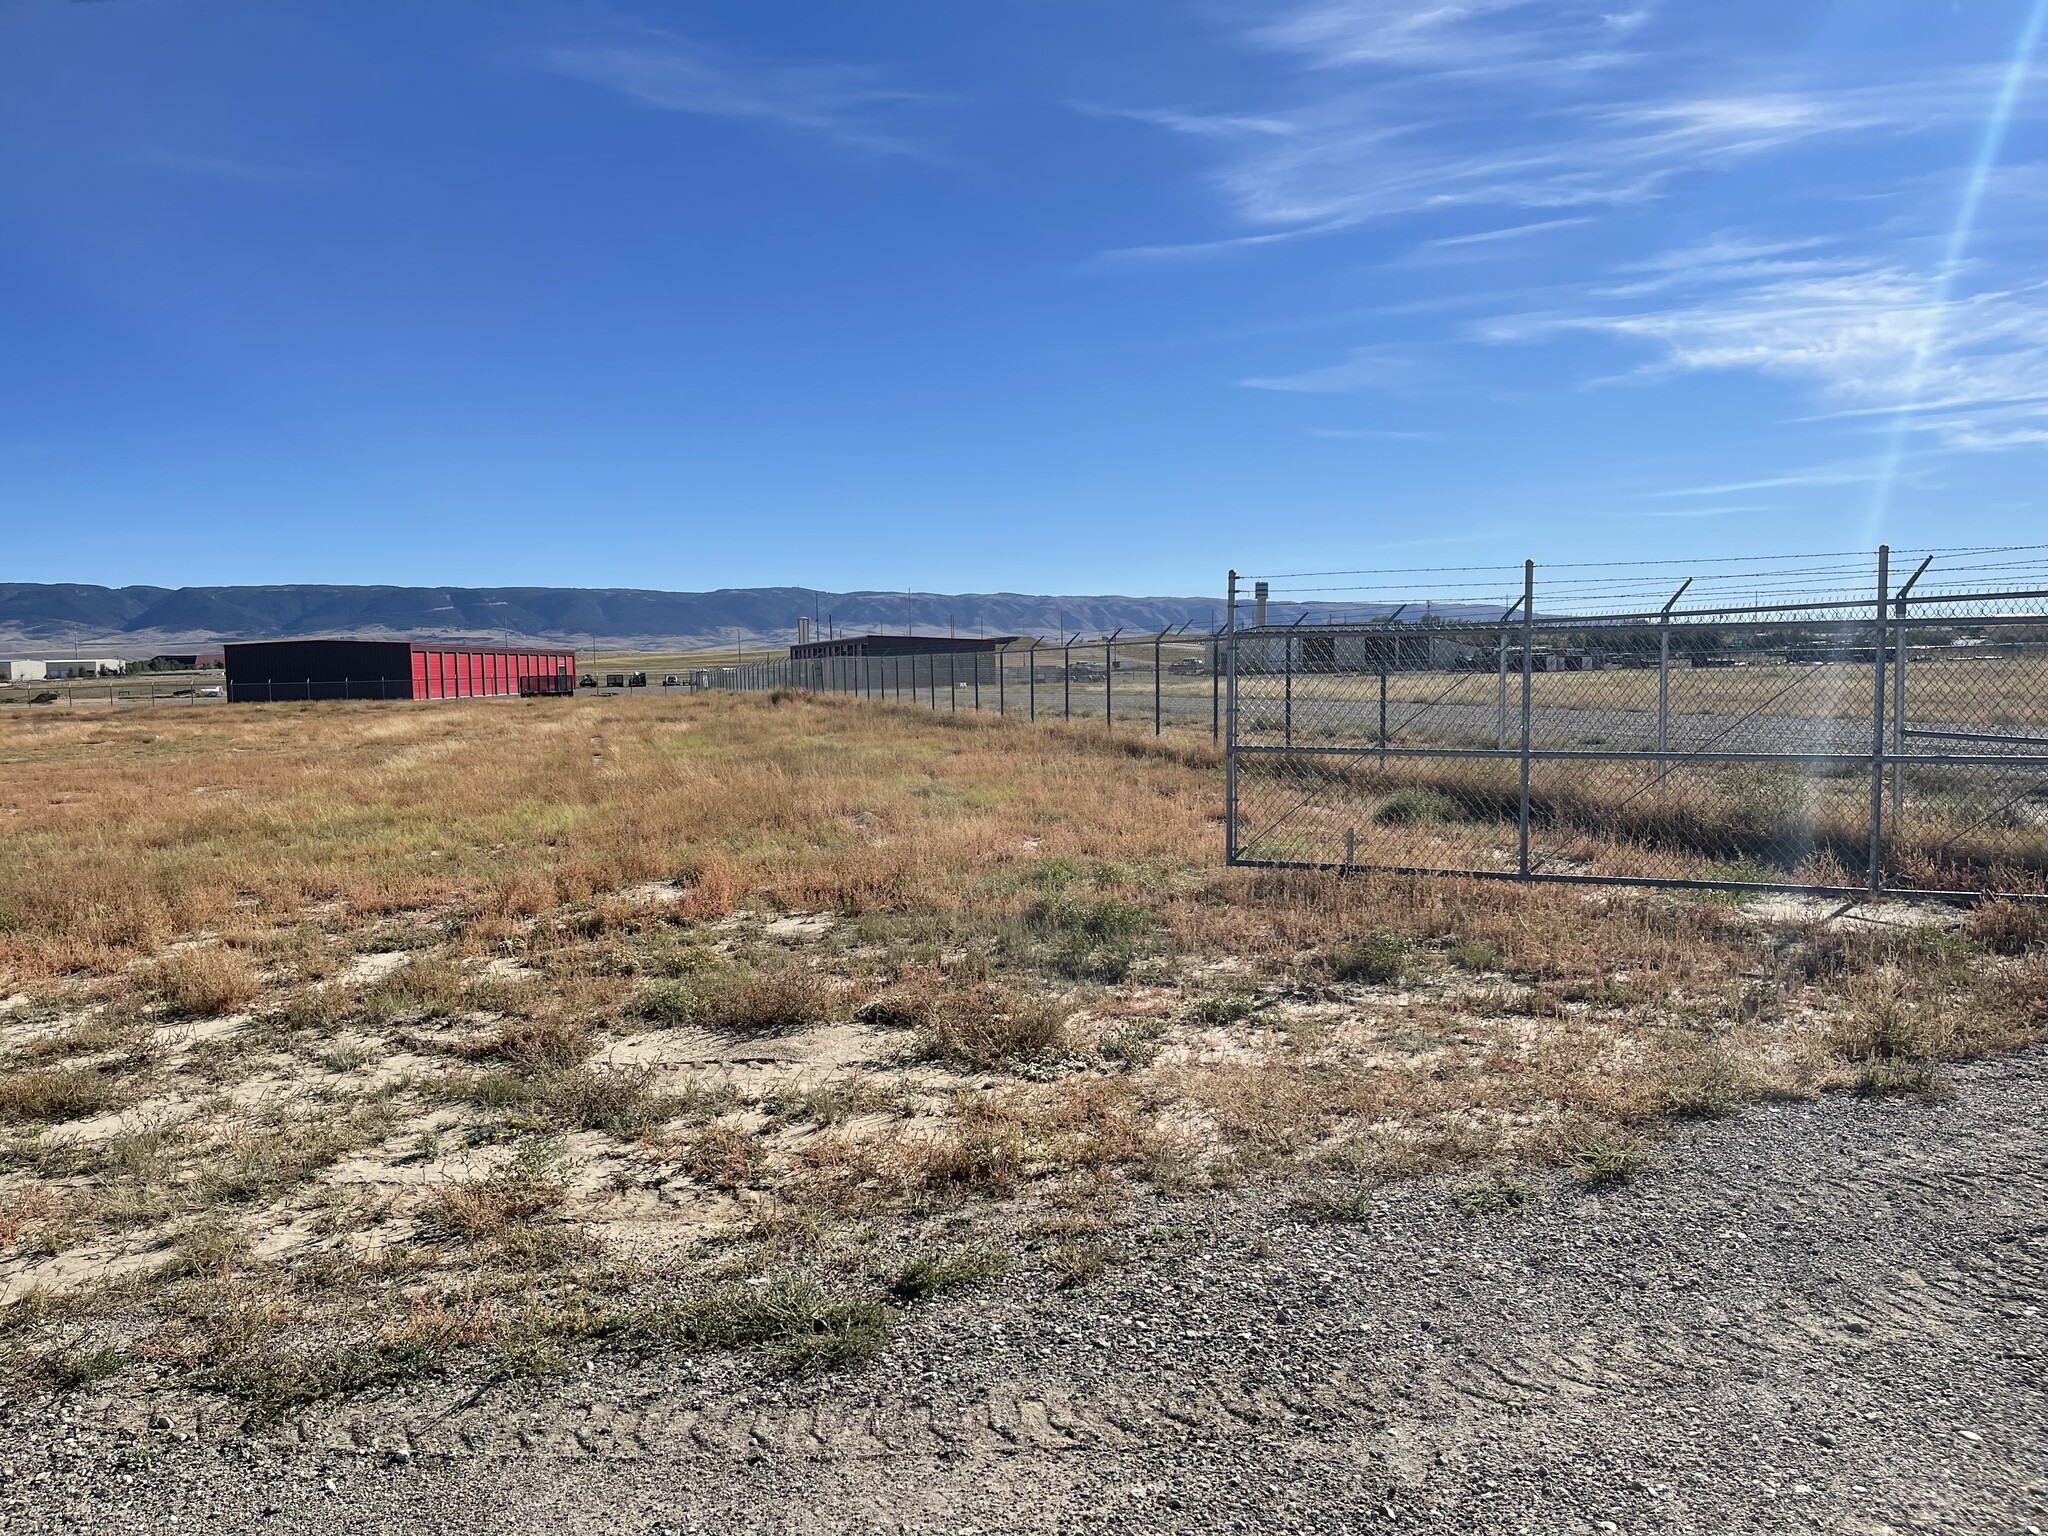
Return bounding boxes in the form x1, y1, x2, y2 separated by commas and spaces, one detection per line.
1224, 545, 2048, 902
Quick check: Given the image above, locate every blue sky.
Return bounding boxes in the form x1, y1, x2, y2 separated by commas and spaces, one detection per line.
3, 0, 2045, 598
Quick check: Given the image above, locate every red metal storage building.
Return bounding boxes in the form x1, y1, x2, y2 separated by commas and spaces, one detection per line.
224, 640, 577, 701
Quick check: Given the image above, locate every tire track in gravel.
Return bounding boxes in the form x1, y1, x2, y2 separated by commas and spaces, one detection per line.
18, 1049, 2048, 1534
231, 1053, 2048, 1470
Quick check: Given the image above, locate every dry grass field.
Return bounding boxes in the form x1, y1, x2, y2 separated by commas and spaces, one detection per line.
2, 690, 2045, 1420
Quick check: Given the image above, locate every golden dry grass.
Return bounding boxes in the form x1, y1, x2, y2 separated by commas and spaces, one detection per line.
1, 689, 2042, 1414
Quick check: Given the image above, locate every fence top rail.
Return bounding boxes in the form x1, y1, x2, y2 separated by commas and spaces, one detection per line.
1232, 587, 2048, 636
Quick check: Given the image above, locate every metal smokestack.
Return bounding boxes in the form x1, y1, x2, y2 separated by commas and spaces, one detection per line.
1254, 581, 1269, 627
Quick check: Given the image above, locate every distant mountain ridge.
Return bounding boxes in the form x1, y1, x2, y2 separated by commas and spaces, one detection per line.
0, 582, 1310, 654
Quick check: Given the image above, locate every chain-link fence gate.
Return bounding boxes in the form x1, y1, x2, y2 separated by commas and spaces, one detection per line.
1225, 545, 2048, 901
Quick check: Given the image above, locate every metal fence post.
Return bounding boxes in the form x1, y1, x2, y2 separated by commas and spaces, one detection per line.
1029, 640, 1038, 721
1224, 572, 1238, 862
1063, 639, 1073, 720
1656, 578, 1691, 786
1378, 664, 1387, 766
998, 644, 1006, 717
1868, 544, 1890, 891
1496, 627, 1508, 750
949, 650, 957, 712
1657, 620, 1670, 781
1105, 631, 1117, 729
1153, 629, 1163, 736
1892, 555, 1931, 816
1518, 561, 1535, 877
1283, 627, 1293, 745
1196, 634, 1212, 749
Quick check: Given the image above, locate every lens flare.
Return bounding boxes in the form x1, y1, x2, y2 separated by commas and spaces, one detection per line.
1862, 0, 2048, 545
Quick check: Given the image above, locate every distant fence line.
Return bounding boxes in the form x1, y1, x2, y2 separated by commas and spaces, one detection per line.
698, 631, 1228, 740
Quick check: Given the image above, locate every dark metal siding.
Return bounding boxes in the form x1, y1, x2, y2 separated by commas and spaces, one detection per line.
225, 641, 416, 701
226, 640, 577, 702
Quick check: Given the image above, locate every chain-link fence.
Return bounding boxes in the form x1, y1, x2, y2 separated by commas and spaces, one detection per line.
696, 630, 1229, 739
0, 674, 228, 710
1225, 545, 2048, 900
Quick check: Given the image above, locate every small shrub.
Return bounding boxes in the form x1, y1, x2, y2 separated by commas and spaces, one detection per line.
890, 1245, 1007, 1301
1827, 965, 1958, 1081
1021, 896, 1158, 982
914, 986, 1070, 1069
763, 1077, 889, 1127
639, 978, 706, 1026
1853, 1057, 1951, 1101
1374, 789, 1458, 826
275, 985, 356, 1035
696, 967, 830, 1036
150, 948, 260, 1018
17, 1344, 124, 1392
1566, 1133, 1649, 1186
426, 1148, 567, 1243
1658, 1043, 1750, 1119
1097, 1017, 1169, 1068
1971, 900, 2048, 956
1967, 955, 2048, 1048
1190, 986, 1257, 1025
1448, 939, 1502, 973
1043, 1239, 1122, 1289
541, 1065, 671, 1139
462, 1016, 592, 1071
0, 1066, 126, 1126
21, 1010, 152, 1063
1291, 1183, 1375, 1223
1452, 1173, 1532, 1217
613, 1278, 891, 1373
673, 1124, 760, 1187
1323, 933, 1412, 986
357, 954, 471, 1025
853, 967, 947, 1030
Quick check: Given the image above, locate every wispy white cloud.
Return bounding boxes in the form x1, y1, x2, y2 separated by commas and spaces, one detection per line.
1107, 0, 2048, 462
541, 31, 929, 155
1241, 347, 1442, 393
1158, 81, 1970, 243
1306, 425, 1444, 438
129, 148, 327, 189
1257, 0, 1650, 78
1419, 216, 1594, 250
1634, 503, 1777, 518
1649, 466, 1875, 497
1481, 245, 2048, 450
1100, 0, 2031, 257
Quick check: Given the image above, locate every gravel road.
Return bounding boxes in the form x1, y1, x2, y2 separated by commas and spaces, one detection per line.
7, 1049, 2045, 1536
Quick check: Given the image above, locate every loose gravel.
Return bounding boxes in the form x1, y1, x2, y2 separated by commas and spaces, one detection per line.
6, 1049, 2045, 1535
